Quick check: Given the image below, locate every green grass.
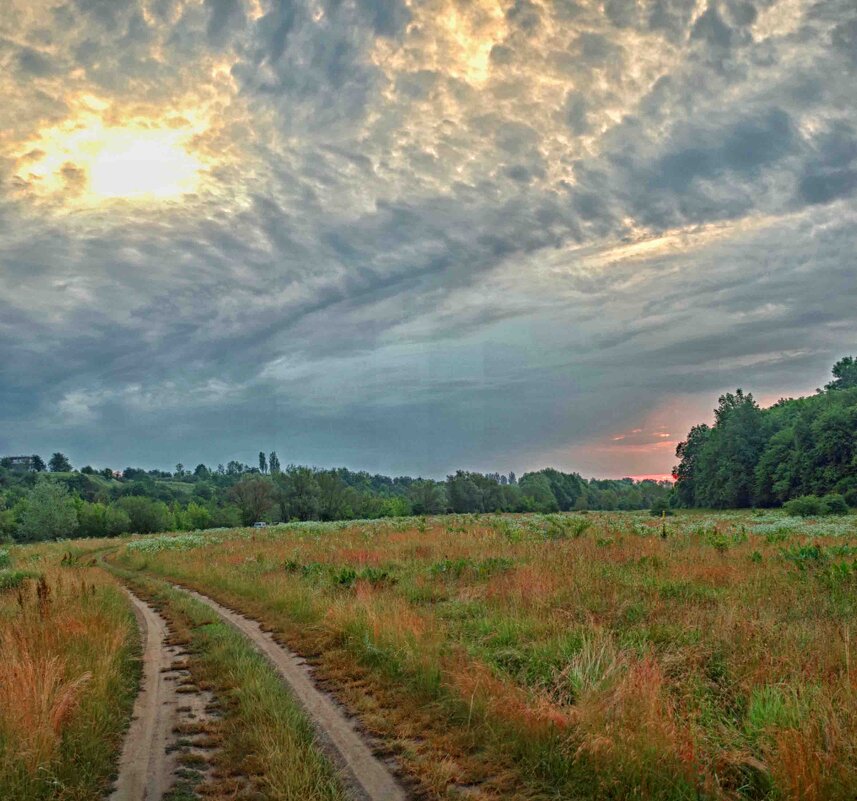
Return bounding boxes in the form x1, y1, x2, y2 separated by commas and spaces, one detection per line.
111, 510, 857, 800
110, 566, 346, 801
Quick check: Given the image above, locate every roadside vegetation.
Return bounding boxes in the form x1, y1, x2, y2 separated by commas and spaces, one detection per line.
0, 542, 138, 801
109, 566, 347, 801
115, 510, 857, 800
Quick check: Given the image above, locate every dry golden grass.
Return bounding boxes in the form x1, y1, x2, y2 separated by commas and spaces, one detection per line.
116, 511, 857, 799
0, 553, 137, 801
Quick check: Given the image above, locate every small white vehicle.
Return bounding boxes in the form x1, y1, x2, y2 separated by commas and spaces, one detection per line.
252, 521, 268, 528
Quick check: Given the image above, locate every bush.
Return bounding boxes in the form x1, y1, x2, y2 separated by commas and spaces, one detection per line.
783, 495, 823, 517
821, 494, 849, 516
650, 497, 674, 517
844, 488, 857, 509
783, 494, 850, 517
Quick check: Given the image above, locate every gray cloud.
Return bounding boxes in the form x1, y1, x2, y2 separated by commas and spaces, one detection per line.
0, 0, 855, 477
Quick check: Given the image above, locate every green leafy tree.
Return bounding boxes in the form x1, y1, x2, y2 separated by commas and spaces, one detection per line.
104, 505, 132, 536
673, 424, 711, 507
258, 451, 268, 474
825, 356, 857, 391
32, 455, 46, 472
275, 466, 321, 521
407, 480, 447, 515
184, 502, 213, 530
269, 451, 281, 474
229, 476, 274, 525
695, 391, 765, 508
18, 478, 78, 540
116, 496, 173, 534
48, 452, 72, 472
518, 473, 559, 512
446, 471, 484, 513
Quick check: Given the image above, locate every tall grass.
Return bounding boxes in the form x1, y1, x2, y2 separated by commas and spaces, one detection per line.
0, 565, 138, 801
115, 511, 857, 799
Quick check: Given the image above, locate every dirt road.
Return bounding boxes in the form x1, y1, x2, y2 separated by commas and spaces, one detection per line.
109, 589, 179, 801
177, 586, 408, 801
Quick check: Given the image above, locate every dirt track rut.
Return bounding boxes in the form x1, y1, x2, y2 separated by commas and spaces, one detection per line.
110, 589, 179, 801
177, 585, 408, 801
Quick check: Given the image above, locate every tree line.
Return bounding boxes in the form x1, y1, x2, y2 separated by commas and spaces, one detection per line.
0, 450, 670, 542
673, 356, 857, 509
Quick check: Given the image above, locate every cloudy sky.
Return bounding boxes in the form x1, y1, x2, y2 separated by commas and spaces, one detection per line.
1, 0, 855, 479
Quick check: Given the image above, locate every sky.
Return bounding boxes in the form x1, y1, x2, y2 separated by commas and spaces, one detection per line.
1, 0, 855, 480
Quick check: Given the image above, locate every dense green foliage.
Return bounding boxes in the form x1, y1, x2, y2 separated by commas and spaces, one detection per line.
0, 450, 669, 541
674, 357, 857, 509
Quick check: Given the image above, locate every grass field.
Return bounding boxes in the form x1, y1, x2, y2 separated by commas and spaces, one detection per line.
0, 542, 138, 801
113, 511, 857, 800
0, 541, 346, 801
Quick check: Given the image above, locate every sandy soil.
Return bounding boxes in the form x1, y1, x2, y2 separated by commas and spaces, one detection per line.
110, 589, 180, 801
178, 586, 408, 801
109, 588, 219, 801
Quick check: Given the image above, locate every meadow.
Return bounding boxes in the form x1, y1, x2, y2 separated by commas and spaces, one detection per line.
0, 542, 138, 801
110, 511, 857, 800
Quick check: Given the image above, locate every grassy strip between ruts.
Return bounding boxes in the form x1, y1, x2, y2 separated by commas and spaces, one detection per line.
107, 563, 347, 801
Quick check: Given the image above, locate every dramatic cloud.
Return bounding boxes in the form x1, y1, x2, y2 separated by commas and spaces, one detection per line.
1, 0, 855, 477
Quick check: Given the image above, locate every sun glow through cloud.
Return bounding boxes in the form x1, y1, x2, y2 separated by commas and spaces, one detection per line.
87, 132, 202, 199
15, 108, 206, 204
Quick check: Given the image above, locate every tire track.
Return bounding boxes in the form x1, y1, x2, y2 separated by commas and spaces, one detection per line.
110, 589, 179, 801
175, 585, 408, 801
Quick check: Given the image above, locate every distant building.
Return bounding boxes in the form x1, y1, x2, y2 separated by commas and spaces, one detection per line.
1, 456, 35, 471
112, 469, 124, 479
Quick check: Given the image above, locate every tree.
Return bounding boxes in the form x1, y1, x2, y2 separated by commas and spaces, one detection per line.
446, 471, 483, 513
269, 451, 281, 474
673, 424, 711, 507
32, 455, 46, 472
229, 476, 274, 525
407, 480, 447, 515
275, 467, 320, 521
694, 391, 764, 508
49, 452, 72, 472
115, 496, 173, 534
518, 473, 559, 512
316, 472, 356, 521
259, 451, 268, 474
18, 478, 78, 540
184, 501, 213, 530
193, 463, 210, 478
175, 463, 185, 477
825, 356, 857, 391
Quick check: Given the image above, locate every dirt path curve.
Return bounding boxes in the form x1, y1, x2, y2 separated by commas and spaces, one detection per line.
110, 589, 179, 801
178, 585, 408, 801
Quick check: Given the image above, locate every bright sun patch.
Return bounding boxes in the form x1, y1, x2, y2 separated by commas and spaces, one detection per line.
15, 107, 206, 204
88, 131, 202, 199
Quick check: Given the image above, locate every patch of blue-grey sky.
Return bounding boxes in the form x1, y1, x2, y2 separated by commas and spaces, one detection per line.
0, 0, 855, 477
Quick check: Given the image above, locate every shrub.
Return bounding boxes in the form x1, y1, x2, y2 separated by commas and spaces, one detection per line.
782, 495, 823, 517
821, 494, 849, 516
649, 498, 674, 516
783, 494, 850, 517
0, 569, 40, 591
